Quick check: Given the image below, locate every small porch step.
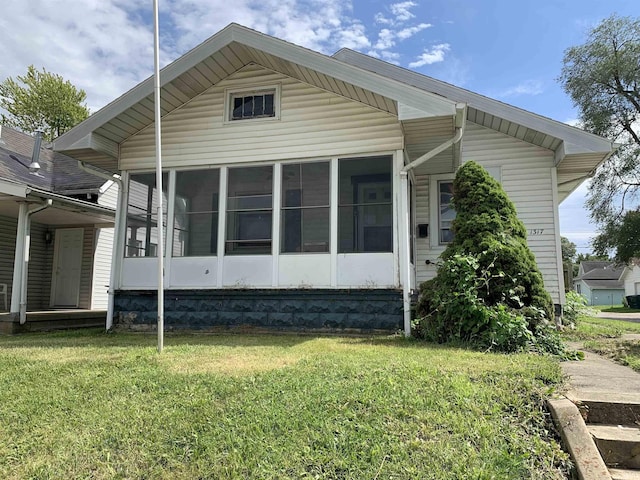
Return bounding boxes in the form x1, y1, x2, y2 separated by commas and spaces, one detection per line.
588, 424, 640, 469
610, 467, 640, 480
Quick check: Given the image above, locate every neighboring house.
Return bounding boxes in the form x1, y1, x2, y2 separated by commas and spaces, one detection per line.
573, 261, 625, 306
53, 24, 615, 334
620, 263, 640, 298
0, 125, 117, 333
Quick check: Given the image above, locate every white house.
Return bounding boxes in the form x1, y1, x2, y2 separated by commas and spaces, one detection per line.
53, 24, 615, 334
621, 264, 640, 299
0, 126, 117, 333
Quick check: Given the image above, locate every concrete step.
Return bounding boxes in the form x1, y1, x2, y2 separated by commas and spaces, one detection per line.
588, 424, 640, 469
609, 467, 640, 480
578, 398, 640, 425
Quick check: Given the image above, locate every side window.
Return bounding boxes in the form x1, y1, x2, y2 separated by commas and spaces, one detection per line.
338, 156, 393, 253
438, 180, 455, 244
281, 162, 330, 253
226, 166, 273, 255
173, 169, 219, 256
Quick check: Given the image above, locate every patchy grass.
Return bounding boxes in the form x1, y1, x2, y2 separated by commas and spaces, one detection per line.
0, 330, 570, 479
562, 314, 640, 373
562, 315, 640, 341
583, 339, 640, 373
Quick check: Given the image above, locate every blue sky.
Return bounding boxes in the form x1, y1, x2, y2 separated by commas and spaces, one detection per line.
1, 0, 637, 252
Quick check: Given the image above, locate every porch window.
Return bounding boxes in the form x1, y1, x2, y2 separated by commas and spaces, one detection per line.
338, 156, 393, 253
226, 165, 273, 255
125, 172, 168, 257
281, 161, 330, 253
438, 180, 455, 244
173, 169, 219, 256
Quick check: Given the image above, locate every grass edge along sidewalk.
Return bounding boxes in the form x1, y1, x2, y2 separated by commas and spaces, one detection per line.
0, 330, 570, 479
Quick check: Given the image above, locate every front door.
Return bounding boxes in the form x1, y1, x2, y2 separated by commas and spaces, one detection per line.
51, 228, 83, 307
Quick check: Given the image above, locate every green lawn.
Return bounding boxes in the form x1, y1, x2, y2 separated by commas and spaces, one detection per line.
0, 330, 570, 479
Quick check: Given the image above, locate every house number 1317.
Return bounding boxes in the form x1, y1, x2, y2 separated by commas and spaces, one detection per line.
528, 229, 544, 235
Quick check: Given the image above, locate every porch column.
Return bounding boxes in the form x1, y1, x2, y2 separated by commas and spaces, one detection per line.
10, 203, 28, 313
399, 170, 412, 337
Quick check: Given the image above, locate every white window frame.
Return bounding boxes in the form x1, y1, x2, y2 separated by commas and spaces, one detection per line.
224, 84, 281, 124
429, 174, 455, 249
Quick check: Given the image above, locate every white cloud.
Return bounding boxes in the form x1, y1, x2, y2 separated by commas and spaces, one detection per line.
390, 2, 417, 22
409, 44, 451, 68
397, 23, 432, 40
495, 80, 544, 98
374, 29, 396, 50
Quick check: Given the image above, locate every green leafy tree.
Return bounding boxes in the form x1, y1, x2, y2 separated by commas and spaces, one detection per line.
559, 15, 640, 263
415, 162, 559, 353
561, 236, 577, 264
0, 65, 89, 141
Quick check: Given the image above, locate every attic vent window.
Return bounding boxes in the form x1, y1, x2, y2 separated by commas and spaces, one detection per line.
226, 86, 280, 122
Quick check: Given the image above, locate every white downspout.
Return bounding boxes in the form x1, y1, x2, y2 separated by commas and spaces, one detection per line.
19, 199, 53, 324
399, 104, 467, 337
77, 161, 123, 331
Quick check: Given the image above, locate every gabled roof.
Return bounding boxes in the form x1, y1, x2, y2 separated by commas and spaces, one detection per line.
332, 48, 615, 201
54, 23, 615, 199
576, 261, 625, 282
54, 23, 458, 172
0, 126, 107, 195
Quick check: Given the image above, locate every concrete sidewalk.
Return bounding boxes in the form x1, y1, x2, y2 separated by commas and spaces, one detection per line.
553, 335, 640, 479
597, 311, 640, 323
562, 338, 640, 404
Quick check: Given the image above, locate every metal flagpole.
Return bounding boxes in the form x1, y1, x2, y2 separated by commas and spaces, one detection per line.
153, 0, 164, 353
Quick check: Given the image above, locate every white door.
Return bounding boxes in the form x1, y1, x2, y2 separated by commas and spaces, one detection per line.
51, 228, 83, 307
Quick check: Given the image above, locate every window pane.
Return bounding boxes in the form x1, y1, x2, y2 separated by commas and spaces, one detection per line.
173, 169, 219, 257
439, 181, 456, 244
126, 172, 168, 257
338, 156, 392, 253
243, 96, 253, 117
232, 97, 243, 119
282, 207, 329, 253
282, 162, 329, 208
339, 156, 391, 206
339, 204, 393, 253
264, 94, 274, 116
226, 165, 273, 255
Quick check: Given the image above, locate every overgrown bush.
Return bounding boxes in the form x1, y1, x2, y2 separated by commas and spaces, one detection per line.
563, 290, 594, 327
414, 162, 565, 354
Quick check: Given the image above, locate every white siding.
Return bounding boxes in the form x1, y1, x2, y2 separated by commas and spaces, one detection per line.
623, 266, 640, 296
120, 64, 403, 170
91, 182, 118, 309
415, 122, 563, 304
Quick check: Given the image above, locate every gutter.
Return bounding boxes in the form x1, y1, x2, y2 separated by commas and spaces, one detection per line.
398, 103, 467, 337
77, 161, 123, 331
19, 199, 53, 324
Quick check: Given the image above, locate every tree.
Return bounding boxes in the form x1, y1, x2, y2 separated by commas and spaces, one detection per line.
415, 162, 559, 353
0, 65, 89, 141
561, 236, 577, 264
559, 15, 640, 263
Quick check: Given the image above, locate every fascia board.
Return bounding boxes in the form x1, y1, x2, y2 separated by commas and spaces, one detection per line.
0, 178, 27, 198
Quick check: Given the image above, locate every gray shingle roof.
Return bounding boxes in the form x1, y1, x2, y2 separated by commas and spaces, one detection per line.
0, 126, 106, 194
582, 279, 624, 289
